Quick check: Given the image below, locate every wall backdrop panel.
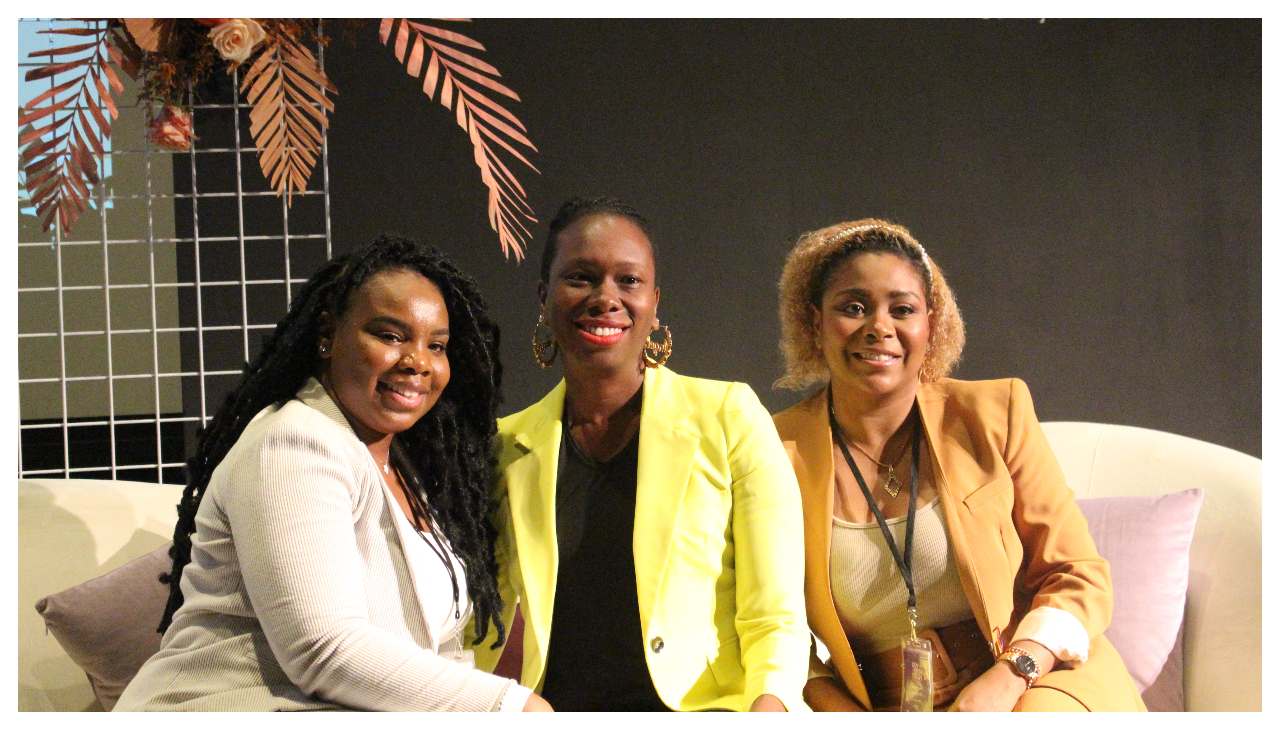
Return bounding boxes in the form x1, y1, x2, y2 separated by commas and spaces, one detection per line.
321, 19, 1259, 457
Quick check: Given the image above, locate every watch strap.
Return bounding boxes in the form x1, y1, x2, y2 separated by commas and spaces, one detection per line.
999, 647, 1041, 688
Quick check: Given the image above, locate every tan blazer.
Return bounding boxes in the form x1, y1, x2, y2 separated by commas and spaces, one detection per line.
472, 366, 811, 711
773, 377, 1142, 711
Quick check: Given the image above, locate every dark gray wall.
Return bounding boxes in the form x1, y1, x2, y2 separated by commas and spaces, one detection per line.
322, 19, 1260, 457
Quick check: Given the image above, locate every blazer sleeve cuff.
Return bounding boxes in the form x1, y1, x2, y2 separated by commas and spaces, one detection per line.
494, 681, 533, 712
1011, 605, 1091, 664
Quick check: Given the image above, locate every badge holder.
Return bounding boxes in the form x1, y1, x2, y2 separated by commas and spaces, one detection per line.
900, 606, 933, 712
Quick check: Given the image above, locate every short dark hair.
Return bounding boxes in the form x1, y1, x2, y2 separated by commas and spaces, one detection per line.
159, 233, 509, 648
539, 196, 656, 283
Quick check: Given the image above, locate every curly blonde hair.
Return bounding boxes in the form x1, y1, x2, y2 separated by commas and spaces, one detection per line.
775, 218, 965, 390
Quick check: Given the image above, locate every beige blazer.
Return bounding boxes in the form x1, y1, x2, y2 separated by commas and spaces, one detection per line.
115, 379, 514, 711
772, 377, 1143, 711
471, 366, 811, 711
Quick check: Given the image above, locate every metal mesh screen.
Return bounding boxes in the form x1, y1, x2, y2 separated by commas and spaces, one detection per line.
17, 18, 332, 484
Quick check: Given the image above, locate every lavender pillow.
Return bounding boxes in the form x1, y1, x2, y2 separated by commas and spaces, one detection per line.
34, 544, 173, 711
1076, 489, 1202, 705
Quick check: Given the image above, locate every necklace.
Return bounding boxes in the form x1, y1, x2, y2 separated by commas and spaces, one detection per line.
834, 421, 915, 499
371, 450, 392, 475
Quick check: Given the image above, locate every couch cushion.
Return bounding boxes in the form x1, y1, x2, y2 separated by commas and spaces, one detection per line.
19, 478, 184, 711
35, 544, 174, 710
1043, 422, 1261, 711
1076, 489, 1202, 708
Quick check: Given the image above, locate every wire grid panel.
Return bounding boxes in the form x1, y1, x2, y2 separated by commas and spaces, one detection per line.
17, 19, 333, 484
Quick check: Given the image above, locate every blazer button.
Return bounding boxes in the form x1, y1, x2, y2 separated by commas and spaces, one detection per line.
650, 636, 664, 654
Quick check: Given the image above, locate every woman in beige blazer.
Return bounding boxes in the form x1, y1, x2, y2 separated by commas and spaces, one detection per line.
771, 220, 1144, 712
116, 236, 550, 711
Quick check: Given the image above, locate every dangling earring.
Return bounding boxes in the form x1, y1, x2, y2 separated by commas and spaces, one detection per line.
643, 321, 673, 368
532, 315, 558, 368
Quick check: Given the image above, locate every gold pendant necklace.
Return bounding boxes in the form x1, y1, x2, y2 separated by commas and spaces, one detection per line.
848, 434, 912, 499
881, 467, 904, 499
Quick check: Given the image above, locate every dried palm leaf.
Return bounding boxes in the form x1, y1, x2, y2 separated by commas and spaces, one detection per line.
381, 18, 539, 259
18, 19, 125, 233
240, 32, 337, 205
120, 18, 173, 53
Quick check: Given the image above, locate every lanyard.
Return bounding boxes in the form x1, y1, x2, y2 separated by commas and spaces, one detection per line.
827, 387, 923, 636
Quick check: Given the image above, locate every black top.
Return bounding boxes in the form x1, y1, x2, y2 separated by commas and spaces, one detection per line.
538, 427, 670, 711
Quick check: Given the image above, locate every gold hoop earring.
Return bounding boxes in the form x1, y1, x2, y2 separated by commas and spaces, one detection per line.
643, 323, 673, 368
532, 317, 558, 368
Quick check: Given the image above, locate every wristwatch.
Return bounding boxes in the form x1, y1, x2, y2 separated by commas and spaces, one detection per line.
999, 647, 1042, 688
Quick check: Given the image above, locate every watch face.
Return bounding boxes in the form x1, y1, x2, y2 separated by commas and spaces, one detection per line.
1013, 654, 1037, 675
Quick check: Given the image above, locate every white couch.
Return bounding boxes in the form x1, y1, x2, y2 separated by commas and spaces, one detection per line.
19, 479, 183, 711
1040, 422, 1261, 711
17, 422, 1261, 711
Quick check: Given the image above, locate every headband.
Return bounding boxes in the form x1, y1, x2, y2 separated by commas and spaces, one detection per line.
827, 223, 933, 286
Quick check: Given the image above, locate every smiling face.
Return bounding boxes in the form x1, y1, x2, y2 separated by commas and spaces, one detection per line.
812, 252, 931, 402
539, 213, 660, 375
317, 268, 451, 445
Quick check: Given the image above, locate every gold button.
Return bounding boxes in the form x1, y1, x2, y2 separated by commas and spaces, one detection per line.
650, 636, 664, 653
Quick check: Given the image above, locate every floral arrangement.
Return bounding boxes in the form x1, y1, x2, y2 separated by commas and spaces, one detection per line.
18, 18, 539, 258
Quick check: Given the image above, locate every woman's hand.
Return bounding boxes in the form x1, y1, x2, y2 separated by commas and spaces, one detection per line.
749, 693, 786, 711
949, 640, 1056, 712
522, 693, 553, 712
947, 660, 1027, 712
802, 677, 866, 712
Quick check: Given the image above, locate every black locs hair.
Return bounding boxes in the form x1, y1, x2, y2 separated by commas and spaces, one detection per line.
158, 233, 508, 648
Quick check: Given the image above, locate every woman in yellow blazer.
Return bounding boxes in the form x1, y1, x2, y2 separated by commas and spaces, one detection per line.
470, 198, 809, 711
771, 220, 1144, 712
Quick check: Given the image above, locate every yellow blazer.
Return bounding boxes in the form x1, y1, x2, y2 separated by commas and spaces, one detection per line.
772, 377, 1143, 711
471, 366, 810, 711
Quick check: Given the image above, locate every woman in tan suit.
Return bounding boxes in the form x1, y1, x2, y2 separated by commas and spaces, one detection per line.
771, 220, 1144, 712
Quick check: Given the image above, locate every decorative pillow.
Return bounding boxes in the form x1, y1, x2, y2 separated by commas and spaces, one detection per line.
34, 544, 173, 711
1139, 621, 1185, 712
493, 605, 525, 681
1075, 489, 1203, 702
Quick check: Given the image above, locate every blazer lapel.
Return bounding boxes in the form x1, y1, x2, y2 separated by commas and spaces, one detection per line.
298, 378, 436, 649
504, 382, 565, 683
633, 367, 699, 626
916, 383, 995, 645
788, 388, 872, 710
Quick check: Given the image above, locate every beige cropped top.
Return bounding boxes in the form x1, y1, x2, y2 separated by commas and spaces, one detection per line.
828, 498, 973, 655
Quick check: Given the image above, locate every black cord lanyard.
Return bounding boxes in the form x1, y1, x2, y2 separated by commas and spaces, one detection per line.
389, 442, 462, 623
827, 387, 922, 632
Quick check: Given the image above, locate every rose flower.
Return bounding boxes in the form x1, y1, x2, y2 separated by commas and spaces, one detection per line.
146, 105, 196, 151
209, 18, 267, 65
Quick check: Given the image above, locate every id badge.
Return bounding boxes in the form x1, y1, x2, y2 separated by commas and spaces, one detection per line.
900, 636, 934, 712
